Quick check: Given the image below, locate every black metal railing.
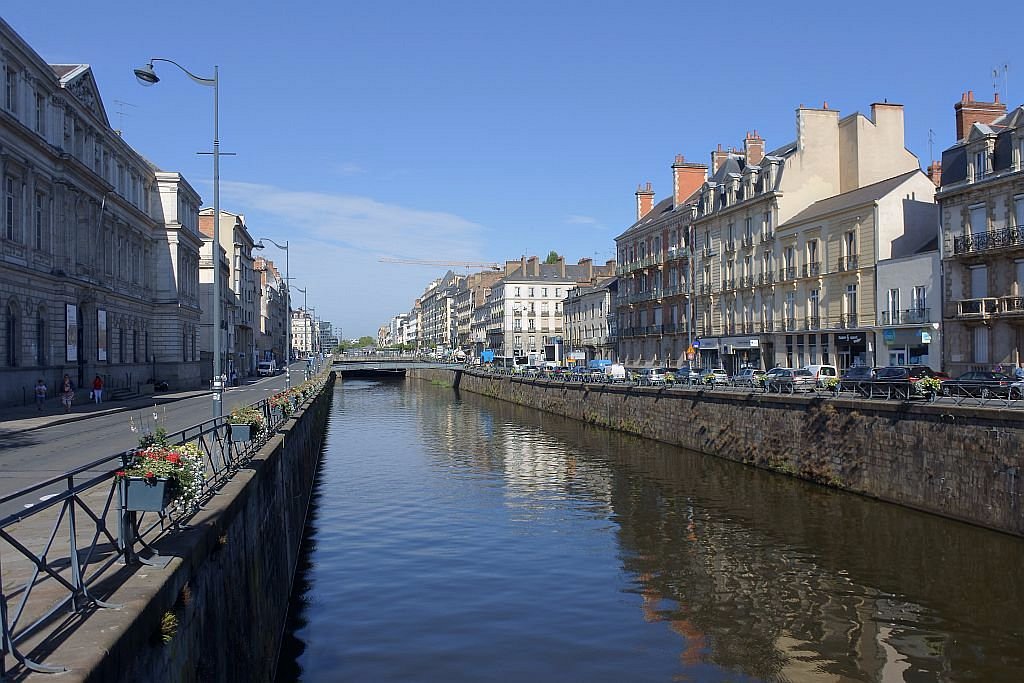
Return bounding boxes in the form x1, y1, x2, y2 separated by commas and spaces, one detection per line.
838, 255, 859, 271
0, 372, 330, 676
952, 227, 1024, 255
880, 308, 930, 325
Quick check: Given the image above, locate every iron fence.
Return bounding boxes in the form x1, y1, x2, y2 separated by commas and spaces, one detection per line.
0, 374, 329, 676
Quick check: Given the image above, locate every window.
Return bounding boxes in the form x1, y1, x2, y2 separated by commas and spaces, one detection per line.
845, 285, 858, 325
4, 65, 16, 113
973, 325, 989, 364
912, 286, 927, 314
35, 92, 45, 135
528, 287, 534, 297
5, 176, 18, 241
809, 289, 820, 323
1013, 196, 1024, 230
844, 231, 856, 257
974, 150, 987, 179
34, 193, 44, 250
887, 288, 900, 317
970, 265, 988, 298
969, 204, 987, 234
5, 301, 18, 367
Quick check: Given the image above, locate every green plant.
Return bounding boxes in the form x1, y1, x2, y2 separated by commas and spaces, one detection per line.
270, 391, 293, 416
917, 377, 942, 393
116, 442, 206, 509
228, 405, 265, 434
139, 426, 171, 448
160, 611, 179, 644
821, 376, 839, 390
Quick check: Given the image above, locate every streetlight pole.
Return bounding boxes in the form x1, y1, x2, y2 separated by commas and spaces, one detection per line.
294, 286, 308, 358
135, 58, 222, 418
254, 238, 290, 389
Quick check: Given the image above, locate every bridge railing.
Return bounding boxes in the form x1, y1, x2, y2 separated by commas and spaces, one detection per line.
0, 373, 330, 676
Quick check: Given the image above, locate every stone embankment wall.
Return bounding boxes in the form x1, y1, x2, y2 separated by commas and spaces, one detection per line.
411, 368, 1024, 537
81, 374, 335, 683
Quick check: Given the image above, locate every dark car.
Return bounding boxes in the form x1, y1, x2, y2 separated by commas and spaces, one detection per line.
838, 365, 875, 391
941, 371, 1016, 398
731, 367, 766, 387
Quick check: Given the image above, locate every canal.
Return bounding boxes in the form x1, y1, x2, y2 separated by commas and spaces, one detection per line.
276, 377, 1024, 682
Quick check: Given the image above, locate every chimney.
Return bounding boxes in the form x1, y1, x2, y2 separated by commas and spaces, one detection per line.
672, 154, 708, 208
711, 144, 730, 173
743, 131, 764, 166
527, 255, 539, 276
577, 257, 593, 282
954, 90, 1006, 141
926, 160, 942, 188
520, 256, 527, 275
635, 182, 655, 220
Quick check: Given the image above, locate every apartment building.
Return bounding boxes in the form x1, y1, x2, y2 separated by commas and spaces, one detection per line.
937, 92, 1024, 374
419, 270, 464, 350
0, 18, 203, 404
199, 209, 259, 378
486, 256, 614, 358
254, 256, 288, 366
453, 270, 502, 351
564, 276, 618, 363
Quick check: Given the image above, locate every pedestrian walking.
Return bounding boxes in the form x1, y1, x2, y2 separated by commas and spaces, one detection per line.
60, 374, 75, 413
34, 379, 47, 411
92, 375, 104, 404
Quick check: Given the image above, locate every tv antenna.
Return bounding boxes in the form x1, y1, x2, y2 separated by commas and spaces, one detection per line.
112, 99, 137, 135
992, 63, 1009, 102
928, 129, 935, 164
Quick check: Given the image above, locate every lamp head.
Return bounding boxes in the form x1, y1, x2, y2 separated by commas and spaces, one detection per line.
133, 63, 160, 86
253, 241, 266, 250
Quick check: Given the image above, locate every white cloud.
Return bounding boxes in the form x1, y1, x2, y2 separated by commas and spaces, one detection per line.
333, 162, 365, 176
217, 181, 489, 336
566, 214, 598, 225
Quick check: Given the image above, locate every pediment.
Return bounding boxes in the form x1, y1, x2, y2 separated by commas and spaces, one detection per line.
58, 65, 110, 127
966, 121, 997, 142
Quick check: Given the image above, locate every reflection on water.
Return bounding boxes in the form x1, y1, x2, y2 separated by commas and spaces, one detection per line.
277, 378, 1024, 682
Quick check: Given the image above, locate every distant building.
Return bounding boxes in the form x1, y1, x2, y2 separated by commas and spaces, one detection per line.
564, 277, 618, 362
937, 91, 1024, 375
254, 256, 288, 366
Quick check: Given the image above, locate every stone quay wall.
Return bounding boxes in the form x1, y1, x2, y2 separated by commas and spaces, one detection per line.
412, 368, 1024, 537
78, 373, 335, 683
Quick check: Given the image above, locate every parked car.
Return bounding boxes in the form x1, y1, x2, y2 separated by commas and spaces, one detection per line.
604, 363, 628, 383
764, 368, 817, 393
940, 371, 1017, 398
637, 368, 667, 386
838, 365, 875, 391
698, 368, 730, 386
256, 361, 278, 376
1011, 380, 1024, 400
867, 365, 946, 397
673, 366, 700, 383
802, 364, 838, 388
731, 367, 766, 387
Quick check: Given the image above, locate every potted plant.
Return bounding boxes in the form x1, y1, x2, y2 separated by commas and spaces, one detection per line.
271, 391, 293, 418
821, 376, 840, 395
917, 376, 942, 401
117, 443, 205, 512
228, 405, 264, 442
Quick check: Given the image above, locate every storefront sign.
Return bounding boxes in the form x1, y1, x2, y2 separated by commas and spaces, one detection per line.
835, 332, 865, 345
883, 329, 895, 343
921, 331, 932, 344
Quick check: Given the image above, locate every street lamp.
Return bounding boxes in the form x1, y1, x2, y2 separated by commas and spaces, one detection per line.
135, 57, 223, 419
293, 286, 308, 359
253, 238, 290, 389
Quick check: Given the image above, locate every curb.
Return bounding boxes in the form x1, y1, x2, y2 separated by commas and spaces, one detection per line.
0, 392, 211, 436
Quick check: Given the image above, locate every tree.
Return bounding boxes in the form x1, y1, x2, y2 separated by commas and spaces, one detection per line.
544, 250, 561, 264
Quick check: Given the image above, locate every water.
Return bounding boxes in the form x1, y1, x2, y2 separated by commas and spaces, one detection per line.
277, 377, 1024, 682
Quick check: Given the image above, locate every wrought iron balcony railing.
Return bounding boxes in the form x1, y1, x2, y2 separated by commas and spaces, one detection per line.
952, 226, 1024, 255
880, 308, 930, 325
837, 255, 859, 271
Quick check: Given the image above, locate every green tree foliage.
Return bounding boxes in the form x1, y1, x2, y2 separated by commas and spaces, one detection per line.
544, 251, 561, 264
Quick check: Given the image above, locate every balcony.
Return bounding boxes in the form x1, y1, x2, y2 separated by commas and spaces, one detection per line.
721, 278, 736, 290
739, 275, 754, 288
756, 272, 775, 286
701, 247, 714, 258
724, 239, 736, 253
778, 267, 797, 281
783, 318, 797, 331
763, 320, 775, 333
801, 261, 821, 278
835, 313, 859, 328
666, 246, 688, 261
804, 316, 821, 330
837, 255, 859, 271
741, 234, 754, 248
880, 308, 930, 325
952, 226, 1024, 255
956, 297, 1000, 318
699, 284, 714, 295
760, 231, 775, 244
540, 310, 550, 317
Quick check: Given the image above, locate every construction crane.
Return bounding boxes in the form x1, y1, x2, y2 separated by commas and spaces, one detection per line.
379, 257, 502, 271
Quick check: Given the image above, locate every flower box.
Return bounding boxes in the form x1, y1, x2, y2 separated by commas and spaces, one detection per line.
124, 476, 173, 512
230, 423, 252, 442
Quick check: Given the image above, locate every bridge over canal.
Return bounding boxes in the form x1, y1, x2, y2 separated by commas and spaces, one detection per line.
332, 357, 459, 377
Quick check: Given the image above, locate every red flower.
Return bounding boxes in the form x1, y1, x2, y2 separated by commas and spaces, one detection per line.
145, 471, 155, 479
166, 453, 181, 465
115, 470, 125, 477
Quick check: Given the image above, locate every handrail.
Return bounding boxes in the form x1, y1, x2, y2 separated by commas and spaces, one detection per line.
0, 373, 330, 675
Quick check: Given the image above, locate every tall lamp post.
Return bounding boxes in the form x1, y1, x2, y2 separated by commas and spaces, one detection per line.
134, 58, 222, 419
254, 238, 290, 389
294, 286, 308, 358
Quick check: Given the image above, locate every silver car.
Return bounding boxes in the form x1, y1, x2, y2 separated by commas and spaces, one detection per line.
764, 368, 817, 393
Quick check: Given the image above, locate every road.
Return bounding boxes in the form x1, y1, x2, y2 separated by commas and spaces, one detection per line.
0, 365, 306, 501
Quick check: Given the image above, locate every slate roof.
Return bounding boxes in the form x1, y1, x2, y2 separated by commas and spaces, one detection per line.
503, 262, 608, 283
782, 169, 923, 227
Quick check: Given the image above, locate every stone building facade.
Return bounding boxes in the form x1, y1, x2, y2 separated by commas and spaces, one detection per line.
937, 92, 1024, 375
564, 276, 618, 363
0, 17, 202, 405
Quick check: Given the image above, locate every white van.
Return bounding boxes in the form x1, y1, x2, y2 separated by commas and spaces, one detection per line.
257, 361, 277, 376
803, 364, 838, 388
604, 363, 627, 383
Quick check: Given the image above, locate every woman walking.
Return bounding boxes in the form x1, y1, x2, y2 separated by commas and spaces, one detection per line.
92, 375, 103, 404
60, 374, 75, 413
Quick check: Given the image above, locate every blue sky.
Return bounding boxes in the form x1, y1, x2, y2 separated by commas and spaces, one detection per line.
3, 2, 1013, 337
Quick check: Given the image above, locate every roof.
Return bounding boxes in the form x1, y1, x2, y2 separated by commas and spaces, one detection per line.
503, 262, 607, 284
781, 169, 923, 227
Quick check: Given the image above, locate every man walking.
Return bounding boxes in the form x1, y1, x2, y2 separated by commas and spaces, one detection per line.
35, 379, 47, 411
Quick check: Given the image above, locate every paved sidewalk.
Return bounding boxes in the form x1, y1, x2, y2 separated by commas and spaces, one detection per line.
0, 388, 211, 436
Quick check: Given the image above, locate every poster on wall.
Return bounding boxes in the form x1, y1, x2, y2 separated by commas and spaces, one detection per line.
97, 309, 108, 361
65, 303, 78, 363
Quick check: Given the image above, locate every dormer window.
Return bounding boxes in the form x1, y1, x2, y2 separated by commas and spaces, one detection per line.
974, 149, 988, 179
